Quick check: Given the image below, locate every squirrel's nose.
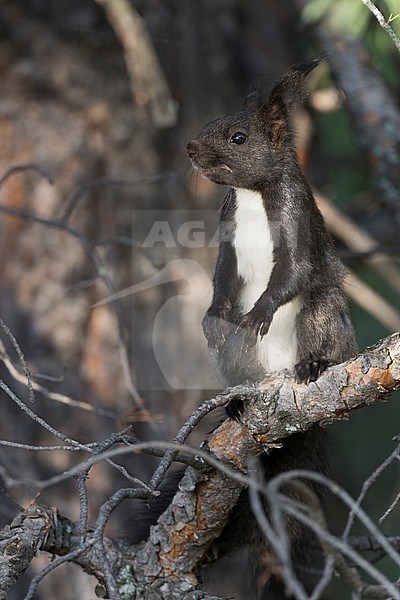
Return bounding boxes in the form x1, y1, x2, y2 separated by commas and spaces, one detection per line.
187, 140, 199, 159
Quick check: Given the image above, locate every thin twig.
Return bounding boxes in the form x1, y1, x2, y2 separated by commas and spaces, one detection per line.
91, 487, 153, 600
24, 542, 94, 600
379, 488, 400, 524
0, 198, 143, 409
264, 470, 400, 599
316, 191, 400, 297
360, 0, 400, 53
343, 440, 400, 538
0, 320, 35, 404
7, 440, 246, 493
0, 440, 85, 451
60, 170, 176, 223
0, 338, 122, 420
148, 394, 231, 490
345, 269, 400, 332
0, 164, 53, 187
0, 380, 151, 489
0, 380, 89, 451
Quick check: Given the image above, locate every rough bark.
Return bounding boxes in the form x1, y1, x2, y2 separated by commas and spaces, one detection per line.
0, 333, 398, 599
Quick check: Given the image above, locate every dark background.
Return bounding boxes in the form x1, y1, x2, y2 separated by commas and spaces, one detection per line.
0, 1, 399, 598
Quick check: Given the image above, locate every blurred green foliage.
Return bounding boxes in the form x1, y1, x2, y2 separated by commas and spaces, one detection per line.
303, 0, 400, 83
303, 0, 400, 40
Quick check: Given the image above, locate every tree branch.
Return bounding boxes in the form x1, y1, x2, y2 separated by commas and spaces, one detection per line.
231, 331, 400, 440
360, 0, 400, 53
0, 333, 399, 598
95, 0, 177, 128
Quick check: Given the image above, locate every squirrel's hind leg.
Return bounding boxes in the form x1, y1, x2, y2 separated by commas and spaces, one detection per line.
295, 287, 357, 382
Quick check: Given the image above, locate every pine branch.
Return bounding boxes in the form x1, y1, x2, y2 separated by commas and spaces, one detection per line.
0, 333, 399, 598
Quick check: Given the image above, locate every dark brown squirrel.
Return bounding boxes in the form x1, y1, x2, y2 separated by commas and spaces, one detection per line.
187, 56, 357, 598
129, 58, 357, 599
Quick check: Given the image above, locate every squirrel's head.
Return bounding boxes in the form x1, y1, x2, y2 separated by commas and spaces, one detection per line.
187, 57, 322, 189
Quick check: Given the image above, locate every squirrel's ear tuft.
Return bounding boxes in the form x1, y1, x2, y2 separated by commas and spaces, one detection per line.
270, 55, 324, 110
261, 55, 325, 146
241, 88, 261, 112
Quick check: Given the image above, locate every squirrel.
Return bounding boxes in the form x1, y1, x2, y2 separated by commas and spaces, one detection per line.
187, 56, 357, 598
129, 58, 357, 599
188, 56, 356, 388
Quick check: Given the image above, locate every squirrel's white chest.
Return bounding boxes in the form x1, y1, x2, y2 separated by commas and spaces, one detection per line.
233, 188, 301, 372
233, 189, 274, 306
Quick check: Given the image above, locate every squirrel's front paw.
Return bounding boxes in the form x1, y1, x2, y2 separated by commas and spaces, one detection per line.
237, 308, 272, 344
202, 310, 231, 350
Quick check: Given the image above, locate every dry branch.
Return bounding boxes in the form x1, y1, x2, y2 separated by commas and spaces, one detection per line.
228, 331, 400, 439
0, 333, 399, 598
345, 270, 400, 332
0, 506, 57, 600
316, 191, 400, 297
96, 0, 177, 128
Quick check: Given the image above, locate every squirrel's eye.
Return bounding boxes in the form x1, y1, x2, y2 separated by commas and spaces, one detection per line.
230, 132, 247, 145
